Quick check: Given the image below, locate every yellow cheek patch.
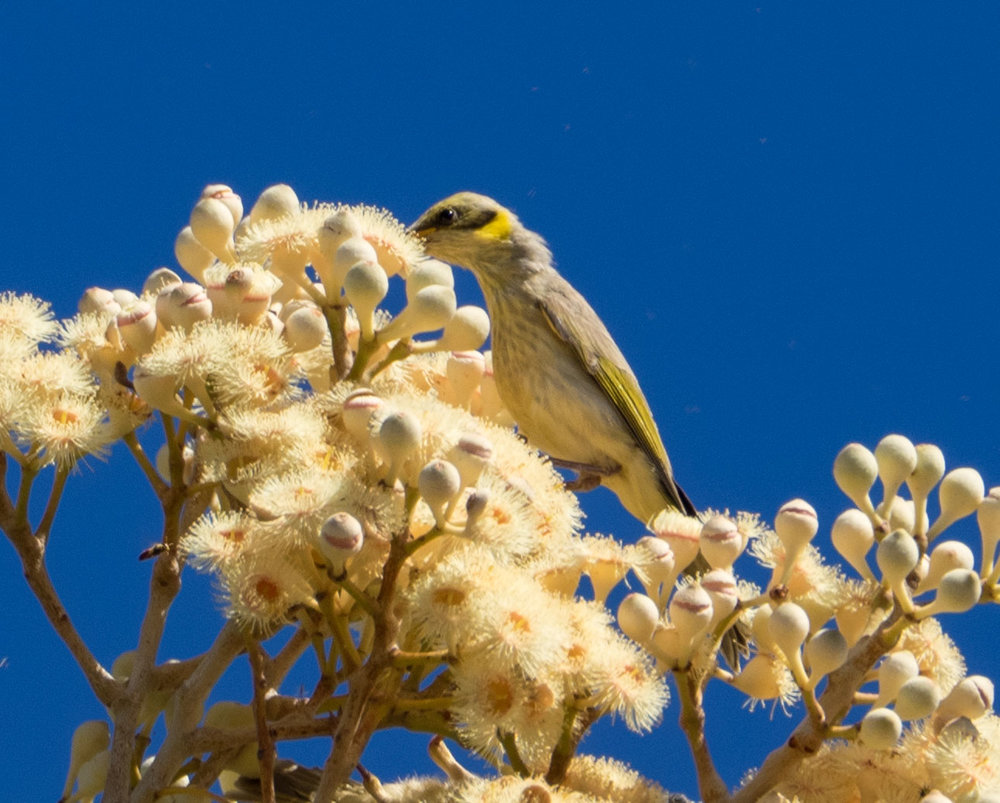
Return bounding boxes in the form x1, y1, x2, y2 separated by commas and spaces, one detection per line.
476, 210, 513, 242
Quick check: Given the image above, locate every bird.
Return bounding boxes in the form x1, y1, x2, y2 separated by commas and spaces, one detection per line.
408, 192, 696, 525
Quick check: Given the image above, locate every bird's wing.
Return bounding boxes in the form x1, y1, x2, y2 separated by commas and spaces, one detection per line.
536, 296, 695, 516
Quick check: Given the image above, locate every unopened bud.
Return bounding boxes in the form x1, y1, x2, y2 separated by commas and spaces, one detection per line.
156, 282, 212, 332
979, 488, 1000, 581
79, 286, 120, 316
174, 226, 215, 281
936, 675, 994, 724
342, 260, 388, 342
876, 529, 919, 587
418, 459, 463, 526
915, 541, 975, 595
448, 433, 493, 489
894, 675, 940, 721
406, 259, 454, 301
342, 389, 383, 443
928, 467, 985, 542
831, 508, 876, 582
907, 443, 946, 536
917, 569, 981, 618
699, 515, 744, 569
116, 301, 158, 355
668, 583, 713, 657
617, 592, 660, 644
283, 305, 327, 352
859, 707, 902, 749
445, 351, 486, 409
701, 568, 739, 627
316, 512, 364, 573
650, 510, 701, 573
769, 602, 810, 666
376, 411, 421, 485
190, 196, 237, 263
200, 184, 243, 226
874, 434, 917, 517
142, 267, 182, 297
833, 443, 879, 516
803, 628, 848, 685
875, 650, 919, 707
378, 285, 457, 342
422, 305, 490, 353
249, 184, 299, 223
774, 499, 818, 585
334, 237, 379, 296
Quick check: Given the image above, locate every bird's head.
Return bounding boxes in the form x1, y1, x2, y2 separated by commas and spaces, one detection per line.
409, 193, 548, 284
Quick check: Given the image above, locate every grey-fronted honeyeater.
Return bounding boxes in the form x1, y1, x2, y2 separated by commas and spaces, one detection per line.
409, 192, 696, 525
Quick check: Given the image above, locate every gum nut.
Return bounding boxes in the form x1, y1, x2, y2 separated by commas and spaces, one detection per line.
859, 708, 902, 749
931, 569, 981, 614
418, 459, 462, 508
142, 267, 182, 297
316, 512, 364, 566
919, 541, 975, 592
79, 286, 120, 316
831, 509, 875, 566
156, 282, 212, 331
377, 411, 422, 459
617, 592, 660, 644
874, 434, 918, 489
700, 515, 744, 568
342, 389, 382, 441
938, 467, 986, 523
335, 237, 379, 280
894, 676, 940, 721
769, 601, 810, 656
408, 285, 459, 335
833, 443, 879, 503
701, 568, 739, 618
907, 443, 946, 499
343, 260, 389, 312
669, 583, 713, 642
406, 258, 455, 302
190, 196, 237, 257
112, 288, 139, 308
116, 301, 157, 354
803, 628, 848, 678
878, 650, 919, 702
888, 497, 915, 533
448, 433, 494, 487
876, 529, 920, 585
978, 488, 1000, 547
774, 499, 819, 551
319, 208, 363, 255
283, 305, 327, 352
200, 183, 243, 226
939, 675, 994, 721
249, 183, 300, 222
174, 226, 215, 281
636, 535, 675, 582
435, 305, 491, 352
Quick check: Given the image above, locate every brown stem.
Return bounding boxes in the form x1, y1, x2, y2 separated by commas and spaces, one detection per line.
247, 639, 276, 803
674, 668, 729, 802
545, 706, 599, 785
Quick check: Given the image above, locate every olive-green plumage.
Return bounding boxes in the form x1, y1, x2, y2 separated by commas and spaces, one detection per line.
409, 192, 695, 524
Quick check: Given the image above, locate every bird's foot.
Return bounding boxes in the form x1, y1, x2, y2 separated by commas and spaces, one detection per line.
550, 458, 620, 493
564, 472, 603, 493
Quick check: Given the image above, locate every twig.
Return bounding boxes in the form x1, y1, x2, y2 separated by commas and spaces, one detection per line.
124, 431, 168, 499
35, 464, 68, 544
247, 638, 276, 803
674, 667, 729, 802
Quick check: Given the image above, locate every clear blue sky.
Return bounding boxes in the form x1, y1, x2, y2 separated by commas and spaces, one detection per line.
2, 3, 999, 799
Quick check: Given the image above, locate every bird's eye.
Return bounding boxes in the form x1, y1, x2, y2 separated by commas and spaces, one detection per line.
436, 207, 457, 226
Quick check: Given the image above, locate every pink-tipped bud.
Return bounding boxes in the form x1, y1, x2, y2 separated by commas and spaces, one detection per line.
701, 568, 739, 628
342, 389, 383, 443
190, 196, 237, 263
79, 286, 119, 316
316, 512, 364, 573
916, 540, 975, 595
774, 499, 818, 586
617, 592, 660, 645
650, 510, 702, 573
156, 282, 212, 332
200, 184, 243, 226
405, 259, 454, 302
699, 515, 744, 569
936, 676, 994, 723
444, 351, 486, 410
448, 433, 493, 489
116, 301, 158, 355
668, 583, 713, 655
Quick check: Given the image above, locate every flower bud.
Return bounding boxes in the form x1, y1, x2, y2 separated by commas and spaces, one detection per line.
751, 605, 778, 653
174, 225, 215, 281
334, 237, 379, 297
915, 541, 975, 595
699, 515, 744, 569
132, 367, 200, 424
831, 508, 876, 582
316, 512, 364, 573
62, 720, 110, 801
201, 184, 243, 227
650, 510, 701, 573
803, 628, 848, 685
190, 196, 237, 263
936, 675, 994, 724
876, 529, 919, 587
116, 301, 158, 355
447, 433, 493, 489
315, 210, 363, 296
444, 351, 485, 410
918, 569, 981, 618
418, 459, 463, 526
406, 259, 455, 301
378, 285, 457, 342
155, 282, 212, 332
769, 602, 810, 683
668, 583, 713, 659
421, 305, 491, 353
928, 467, 985, 542
282, 305, 327, 352
833, 443, 878, 516
464, 488, 490, 531
342, 260, 388, 342
893, 675, 940, 721
874, 434, 917, 517
774, 499, 818, 585
978, 487, 1000, 580
142, 267, 182, 298
376, 410, 421, 486
701, 568, 739, 628
875, 650, 919, 707
79, 286, 120, 316
636, 535, 677, 607
887, 497, 915, 534
249, 184, 299, 223
617, 592, 660, 645
859, 707, 902, 749
907, 443, 946, 536
342, 389, 383, 444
